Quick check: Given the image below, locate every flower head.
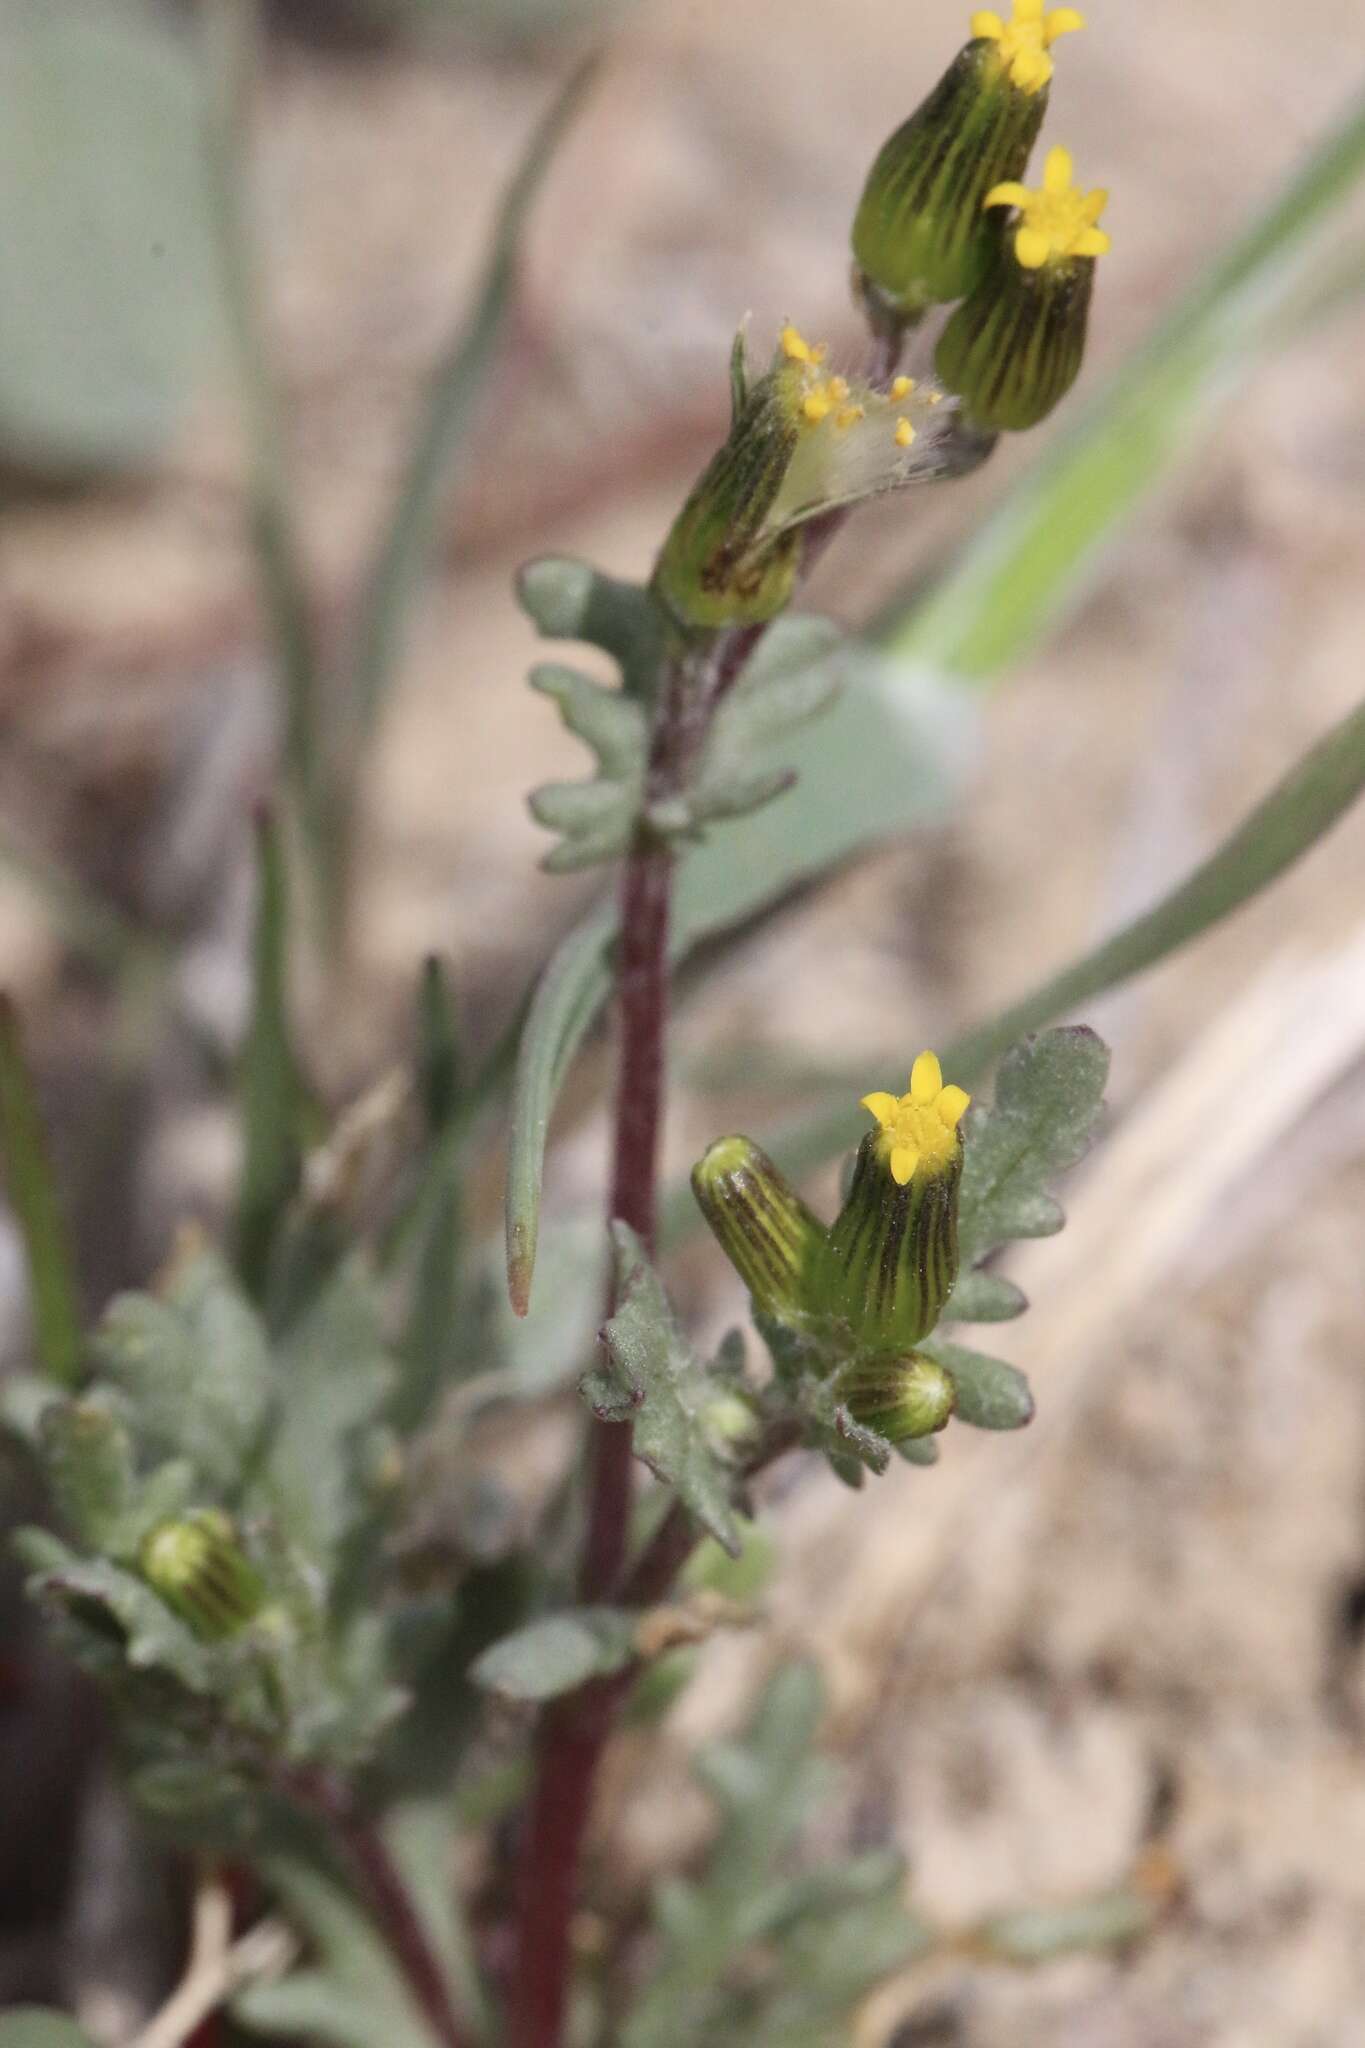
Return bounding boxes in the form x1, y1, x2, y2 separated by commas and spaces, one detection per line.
861, 1051, 971, 1187
985, 145, 1110, 269
653, 328, 958, 628
971, 0, 1086, 93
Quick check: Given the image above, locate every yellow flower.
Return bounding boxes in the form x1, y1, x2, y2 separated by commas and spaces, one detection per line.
861, 1051, 971, 1187
985, 145, 1111, 269
971, 0, 1086, 94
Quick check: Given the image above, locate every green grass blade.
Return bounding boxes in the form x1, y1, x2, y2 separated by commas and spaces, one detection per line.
882, 87, 1365, 682
347, 53, 601, 745
200, 0, 328, 910
235, 811, 308, 1299
0, 997, 82, 1385
698, 685, 1365, 1198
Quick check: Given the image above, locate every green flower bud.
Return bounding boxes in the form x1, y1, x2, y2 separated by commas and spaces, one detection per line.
852, 38, 1048, 323
935, 144, 1109, 431
140, 1510, 265, 1641
654, 327, 958, 630
691, 1134, 826, 1320
816, 1052, 968, 1349
835, 1352, 956, 1442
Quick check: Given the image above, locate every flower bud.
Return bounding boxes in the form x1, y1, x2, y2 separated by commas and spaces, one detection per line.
817, 1051, 970, 1349
836, 1352, 956, 1442
140, 1511, 265, 1641
935, 145, 1109, 431
654, 327, 959, 629
851, 2, 1085, 323
691, 1134, 826, 1321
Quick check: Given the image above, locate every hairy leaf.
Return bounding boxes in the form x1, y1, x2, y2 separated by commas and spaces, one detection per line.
956, 1026, 1109, 1272
922, 1338, 1035, 1432
584, 1224, 743, 1556
948, 1266, 1029, 1324
93, 1252, 271, 1496
37, 1401, 136, 1553
17, 1533, 214, 1694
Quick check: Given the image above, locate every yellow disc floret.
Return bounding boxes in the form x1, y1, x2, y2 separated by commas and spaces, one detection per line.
984, 145, 1110, 269
970, 0, 1086, 94
860, 1051, 971, 1186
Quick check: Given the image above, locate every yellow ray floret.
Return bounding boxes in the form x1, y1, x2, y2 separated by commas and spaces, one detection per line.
970, 0, 1085, 93
985, 145, 1110, 268
861, 1050, 971, 1186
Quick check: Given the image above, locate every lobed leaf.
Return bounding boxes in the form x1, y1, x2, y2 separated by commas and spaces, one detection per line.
584, 1224, 744, 1555
955, 1026, 1109, 1273
527, 663, 648, 871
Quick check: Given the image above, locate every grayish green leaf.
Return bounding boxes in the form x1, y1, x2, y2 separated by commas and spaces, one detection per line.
922, 1338, 1034, 1432
956, 1027, 1109, 1272
21, 1538, 214, 1693
686, 616, 844, 828
37, 1402, 135, 1553
949, 1267, 1028, 1323
470, 1608, 636, 1701
257, 1259, 395, 1568
504, 903, 615, 1315
586, 1225, 743, 1556
626, 1663, 924, 2046
517, 555, 665, 698
94, 1253, 271, 1496
527, 664, 647, 871
0, 0, 216, 472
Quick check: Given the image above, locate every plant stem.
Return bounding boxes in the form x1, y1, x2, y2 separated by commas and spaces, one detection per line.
292, 1771, 469, 2048
508, 638, 725, 2046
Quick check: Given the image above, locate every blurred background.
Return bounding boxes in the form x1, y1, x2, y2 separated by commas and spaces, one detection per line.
3, 0, 1365, 2041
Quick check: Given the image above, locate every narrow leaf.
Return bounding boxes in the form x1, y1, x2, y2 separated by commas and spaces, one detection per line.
0, 996, 82, 1384
504, 902, 615, 1314
948, 1268, 1028, 1323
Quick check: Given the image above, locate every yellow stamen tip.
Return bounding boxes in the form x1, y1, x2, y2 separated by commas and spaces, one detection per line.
781, 324, 813, 363
894, 418, 915, 448
803, 390, 833, 424
890, 375, 915, 400
828, 376, 850, 402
